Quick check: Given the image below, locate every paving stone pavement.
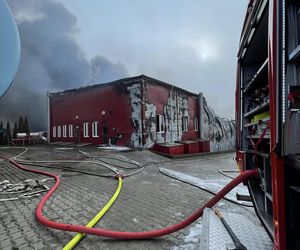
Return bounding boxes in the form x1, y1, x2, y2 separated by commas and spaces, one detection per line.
0, 146, 257, 249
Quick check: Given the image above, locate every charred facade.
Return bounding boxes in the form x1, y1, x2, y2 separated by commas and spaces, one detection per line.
48, 75, 235, 150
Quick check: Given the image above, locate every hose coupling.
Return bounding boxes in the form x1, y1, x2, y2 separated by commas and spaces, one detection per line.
115, 173, 124, 179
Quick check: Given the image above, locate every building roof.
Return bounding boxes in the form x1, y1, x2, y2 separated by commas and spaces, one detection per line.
49, 74, 199, 97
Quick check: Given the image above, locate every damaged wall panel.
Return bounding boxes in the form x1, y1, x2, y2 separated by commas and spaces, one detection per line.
127, 83, 143, 148
49, 75, 235, 151
145, 83, 197, 147
200, 98, 235, 152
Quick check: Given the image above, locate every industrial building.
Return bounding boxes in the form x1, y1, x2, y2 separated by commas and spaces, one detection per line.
48, 75, 235, 151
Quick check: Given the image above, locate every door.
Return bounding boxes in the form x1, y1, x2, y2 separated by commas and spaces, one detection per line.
102, 123, 108, 144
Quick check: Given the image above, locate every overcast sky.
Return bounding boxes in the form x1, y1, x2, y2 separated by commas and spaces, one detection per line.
56, 0, 248, 119
1, 1, 248, 130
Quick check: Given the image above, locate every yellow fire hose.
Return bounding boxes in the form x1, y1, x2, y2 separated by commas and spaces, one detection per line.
63, 177, 123, 250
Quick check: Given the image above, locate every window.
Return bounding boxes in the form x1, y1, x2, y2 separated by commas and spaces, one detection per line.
194, 117, 199, 131
156, 114, 165, 133
57, 125, 61, 138
52, 126, 56, 138
92, 121, 99, 137
63, 125, 67, 138
182, 117, 188, 132
69, 124, 73, 138
83, 122, 89, 138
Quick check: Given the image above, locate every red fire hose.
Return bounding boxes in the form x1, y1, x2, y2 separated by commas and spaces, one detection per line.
5, 157, 258, 240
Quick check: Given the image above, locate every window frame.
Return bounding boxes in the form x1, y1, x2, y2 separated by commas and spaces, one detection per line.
182, 117, 188, 132
92, 121, 99, 138
69, 124, 73, 138
83, 122, 89, 138
194, 117, 199, 131
52, 126, 56, 138
57, 125, 61, 138
156, 114, 165, 133
62, 125, 67, 138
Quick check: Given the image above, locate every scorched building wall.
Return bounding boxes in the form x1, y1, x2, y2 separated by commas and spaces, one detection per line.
48, 75, 234, 150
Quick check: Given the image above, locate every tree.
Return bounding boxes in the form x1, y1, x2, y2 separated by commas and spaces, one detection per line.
13, 122, 18, 139
23, 117, 30, 134
6, 121, 11, 145
0, 121, 3, 129
18, 116, 24, 133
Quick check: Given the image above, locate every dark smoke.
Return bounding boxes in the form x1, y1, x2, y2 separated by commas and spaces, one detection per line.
0, 0, 128, 131
91, 56, 127, 83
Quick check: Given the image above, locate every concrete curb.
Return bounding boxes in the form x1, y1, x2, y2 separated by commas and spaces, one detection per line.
149, 150, 235, 159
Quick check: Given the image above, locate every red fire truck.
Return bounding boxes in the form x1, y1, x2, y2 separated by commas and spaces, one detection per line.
236, 0, 300, 249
